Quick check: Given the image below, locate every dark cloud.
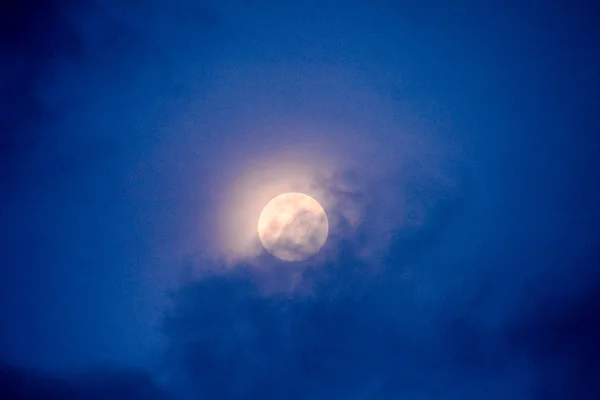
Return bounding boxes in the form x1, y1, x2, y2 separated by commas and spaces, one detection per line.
0, 0, 83, 181
508, 265, 600, 399
0, 364, 77, 399
0, 364, 167, 399
0, 0, 223, 189
159, 193, 510, 399
0, 0, 124, 190
161, 272, 519, 398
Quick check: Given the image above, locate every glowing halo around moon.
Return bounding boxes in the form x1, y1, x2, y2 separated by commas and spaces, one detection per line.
257, 192, 329, 261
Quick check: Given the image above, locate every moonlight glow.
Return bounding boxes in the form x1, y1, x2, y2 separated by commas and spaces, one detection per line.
257, 192, 329, 261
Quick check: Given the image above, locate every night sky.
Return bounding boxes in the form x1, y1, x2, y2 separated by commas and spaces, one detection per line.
2, 1, 600, 399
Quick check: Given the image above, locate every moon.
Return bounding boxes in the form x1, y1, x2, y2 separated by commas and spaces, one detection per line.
257, 192, 329, 261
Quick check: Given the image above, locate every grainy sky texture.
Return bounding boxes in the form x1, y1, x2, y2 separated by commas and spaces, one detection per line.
1, 1, 599, 399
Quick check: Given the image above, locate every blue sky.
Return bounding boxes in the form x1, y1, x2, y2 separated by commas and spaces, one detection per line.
1, 1, 599, 398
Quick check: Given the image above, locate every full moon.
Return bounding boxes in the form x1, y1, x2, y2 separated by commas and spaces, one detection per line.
257, 192, 329, 261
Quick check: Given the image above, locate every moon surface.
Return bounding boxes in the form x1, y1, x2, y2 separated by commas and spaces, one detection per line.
257, 192, 329, 261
